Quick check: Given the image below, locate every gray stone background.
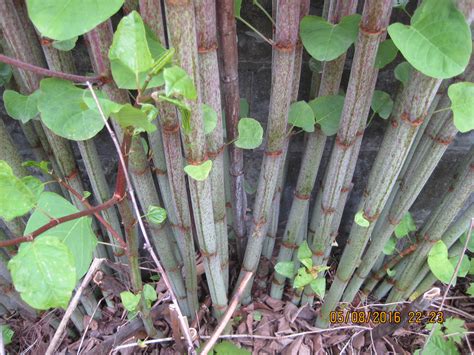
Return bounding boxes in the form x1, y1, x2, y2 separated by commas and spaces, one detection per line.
1, 1, 472, 245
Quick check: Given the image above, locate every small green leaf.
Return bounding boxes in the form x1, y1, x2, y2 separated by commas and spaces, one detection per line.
38, 78, 109, 141
235, 118, 263, 149
274, 261, 295, 278
253, 311, 262, 322
203, 104, 218, 134
371, 90, 394, 119
415, 333, 458, 355
8, 236, 76, 310
394, 61, 412, 86
120, 291, 141, 312
386, 268, 396, 277
293, 267, 313, 288
3, 90, 40, 123
375, 39, 398, 69
26, 0, 124, 40
184, 160, 213, 181
394, 212, 416, 239
234, 0, 242, 17
447, 82, 474, 133
467, 283, 474, 296
82, 191, 91, 199
354, 210, 370, 228
213, 341, 250, 355
310, 277, 326, 299
111, 104, 157, 133
383, 237, 397, 256
288, 101, 315, 132
22, 160, 51, 175
146, 205, 167, 225
297, 241, 312, 260
163, 66, 197, 100
143, 284, 157, 302
0, 63, 12, 86
428, 240, 455, 284
443, 317, 466, 344
0, 325, 14, 345
52, 37, 78, 51
240, 98, 249, 118
388, 0, 472, 79
308, 95, 345, 136
109, 12, 165, 90
25, 192, 97, 279
0, 161, 43, 221
300, 14, 361, 61
300, 257, 313, 270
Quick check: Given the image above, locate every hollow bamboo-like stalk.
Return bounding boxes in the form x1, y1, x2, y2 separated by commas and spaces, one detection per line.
270, 0, 356, 300
85, 21, 189, 314
195, 0, 230, 290
164, 0, 228, 316
386, 147, 474, 304
312, 0, 393, 327
216, 0, 247, 258
234, 0, 300, 304
262, 0, 310, 262
342, 55, 474, 302
117, 196, 157, 337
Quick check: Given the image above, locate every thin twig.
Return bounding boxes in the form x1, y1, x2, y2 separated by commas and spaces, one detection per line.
86, 82, 196, 354
113, 324, 373, 351
0, 54, 105, 84
77, 297, 105, 355
0, 196, 121, 248
45, 258, 105, 355
200, 271, 253, 355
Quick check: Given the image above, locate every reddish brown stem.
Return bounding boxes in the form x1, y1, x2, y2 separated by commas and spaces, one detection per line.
0, 53, 106, 84
0, 196, 120, 248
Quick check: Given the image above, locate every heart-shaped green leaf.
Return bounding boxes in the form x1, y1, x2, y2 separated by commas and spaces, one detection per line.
25, 192, 97, 279
143, 284, 157, 302
184, 160, 213, 181
146, 205, 167, 225
109, 12, 165, 90
0, 161, 43, 221
300, 14, 361, 61
371, 90, 394, 119
428, 240, 455, 284
447, 82, 474, 133
394, 212, 416, 239
274, 261, 295, 278
375, 39, 398, 69
388, 0, 472, 79
120, 291, 141, 312
394, 61, 413, 86
308, 95, 345, 136
310, 277, 326, 299
111, 104, 157, 133
203, 104, 218, 134
26, 0, 124, 40
3, 90, 40, 123
37, 78, 109, 141
52, 37, 78, 51
354, 210, 370, 227
293, 267, 313, 288
288, 101, 315, 132
8, 236, 76, 310
164, 66, 197, 100
235, 118, 263, 149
